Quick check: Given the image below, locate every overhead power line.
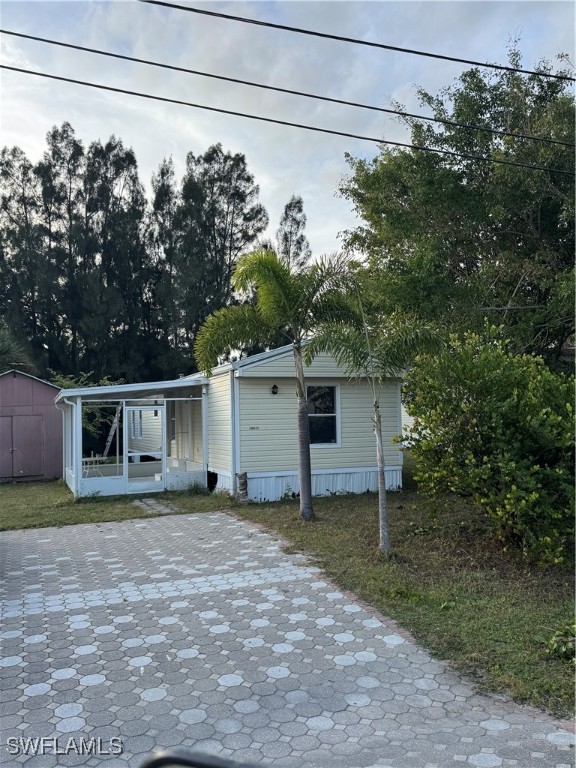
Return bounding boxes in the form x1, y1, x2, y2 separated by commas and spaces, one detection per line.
2, 65, 573, 177
138, 0, 576, 83
2, 29, 573, 149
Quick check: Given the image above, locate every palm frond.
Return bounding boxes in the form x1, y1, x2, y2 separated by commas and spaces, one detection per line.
371, 319, 444, 377
194, 305, 272, 375
305, 324, 370, 373
306, 316, 443, 380
233, 250, 297, 327
297, 252, 356, 329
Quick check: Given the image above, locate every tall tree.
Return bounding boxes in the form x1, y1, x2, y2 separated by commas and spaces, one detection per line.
148, 157, 182, 378
35, 122, 85, 373
0, 146, 45, 367
83, 135, 150, 380
0, 325, 33, 372
340, 49, 575, 366
176, 144, 268, 354
276, 195, 312, 271
195, 249, 352, 521
1, 123, 153, 380
0, 127, 270, 382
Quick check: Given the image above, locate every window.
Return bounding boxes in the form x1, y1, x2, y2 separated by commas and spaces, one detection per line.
307, 385, 338, 444
129, 410, 143, 439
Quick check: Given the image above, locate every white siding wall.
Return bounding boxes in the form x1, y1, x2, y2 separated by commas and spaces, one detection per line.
401, 405, 414, 437
238, 377, 402, 473
240, 350, 350, 378
207, 373, 231, 472
127, 409, 162, 454
191, 399, 203, 463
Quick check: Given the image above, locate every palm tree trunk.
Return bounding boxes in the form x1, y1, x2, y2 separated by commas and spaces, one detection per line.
374, 401, 391, 554
293, 342, 314, 522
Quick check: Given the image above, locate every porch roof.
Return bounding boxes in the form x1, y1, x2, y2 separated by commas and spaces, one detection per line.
55, 374, 208, 403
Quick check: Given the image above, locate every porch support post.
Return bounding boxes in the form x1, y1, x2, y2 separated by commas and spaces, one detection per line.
201, 386, 209, 475
122, 401, 127, 491
161, 402, 167, 488
73, 396, 83, 498
186, 401, 193, 465
229, 372, 237, 493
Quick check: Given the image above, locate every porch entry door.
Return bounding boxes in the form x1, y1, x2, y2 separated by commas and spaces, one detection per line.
124, 405, 166, 493
0, 415, 44, 478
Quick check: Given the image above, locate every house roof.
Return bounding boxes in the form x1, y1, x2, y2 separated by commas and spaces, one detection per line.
55, 374, 207, 403
209, 343, 298, 376
55, 340, 377, 403
0, 369, 60, 390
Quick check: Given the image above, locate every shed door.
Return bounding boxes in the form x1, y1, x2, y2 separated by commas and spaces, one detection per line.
0, 417, 12, 477
11, 415, 44, 477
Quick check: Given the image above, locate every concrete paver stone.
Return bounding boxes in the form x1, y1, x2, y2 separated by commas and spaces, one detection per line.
0, 508, 573, 768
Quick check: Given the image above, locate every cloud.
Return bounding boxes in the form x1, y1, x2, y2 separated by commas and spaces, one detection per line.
1, 0, 573, 255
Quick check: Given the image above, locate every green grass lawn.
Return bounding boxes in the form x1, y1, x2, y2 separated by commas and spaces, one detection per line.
0, 480, 237, 529
0, 475, 573, 718
236, 492, 575, 719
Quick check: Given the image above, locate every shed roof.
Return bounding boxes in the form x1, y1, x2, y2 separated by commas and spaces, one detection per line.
0, 369, 60, 390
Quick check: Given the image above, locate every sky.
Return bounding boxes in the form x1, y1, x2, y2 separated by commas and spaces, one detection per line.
1, 0, 574, 256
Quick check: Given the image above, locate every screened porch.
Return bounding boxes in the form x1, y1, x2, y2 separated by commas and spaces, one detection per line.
56, 376, 208, 498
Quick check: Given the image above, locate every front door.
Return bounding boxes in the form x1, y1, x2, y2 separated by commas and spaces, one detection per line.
125, 405, 165, 493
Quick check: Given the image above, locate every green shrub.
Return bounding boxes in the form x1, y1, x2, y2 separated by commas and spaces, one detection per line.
404, 328, 574, 563
541, 621, 576, 664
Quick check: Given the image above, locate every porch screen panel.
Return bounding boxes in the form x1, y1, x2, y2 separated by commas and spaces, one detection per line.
126, 406, 164, 485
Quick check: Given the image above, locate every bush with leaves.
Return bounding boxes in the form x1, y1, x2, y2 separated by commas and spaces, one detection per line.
404, 328, 574, 563
541, 621, 576, 664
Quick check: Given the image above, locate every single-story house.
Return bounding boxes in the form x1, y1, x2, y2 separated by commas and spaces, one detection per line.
0, 369, 62, 481
55, 345, 403, 500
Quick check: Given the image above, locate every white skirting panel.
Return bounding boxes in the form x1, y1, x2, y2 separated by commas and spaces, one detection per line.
78, 475, 125, 498
245, 467, 402, 503
210, 470, 232, 493
165, 470, 207, 491
65, 467, 75, 493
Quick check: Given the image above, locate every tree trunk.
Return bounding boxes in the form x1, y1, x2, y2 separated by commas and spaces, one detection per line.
293, 342, 314, 521
374, 402, 391, 554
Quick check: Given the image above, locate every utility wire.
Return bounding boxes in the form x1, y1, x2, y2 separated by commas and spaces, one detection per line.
2, 65, 573, 177
139, 0, 576, 83
2, 29, 573, 149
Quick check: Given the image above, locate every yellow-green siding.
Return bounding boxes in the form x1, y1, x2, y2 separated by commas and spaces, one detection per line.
240, 351, 350, 378
207, 372, 231, 471
191, 399, 203, 463
238, 377, 401, 473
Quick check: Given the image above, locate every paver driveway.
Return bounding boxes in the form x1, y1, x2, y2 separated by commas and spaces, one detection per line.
0, 510, 574, 768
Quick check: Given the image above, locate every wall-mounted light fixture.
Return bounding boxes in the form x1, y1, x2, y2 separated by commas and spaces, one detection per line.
271, 384, 279, 395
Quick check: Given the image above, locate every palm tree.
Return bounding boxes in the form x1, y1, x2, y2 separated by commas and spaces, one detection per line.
194, 249, 353, 521
0, 325, 33, 373
307, 307, 442, 554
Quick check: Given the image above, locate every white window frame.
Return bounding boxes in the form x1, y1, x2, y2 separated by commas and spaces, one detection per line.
130, 409, 143, 439
307, 383, 341, 448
